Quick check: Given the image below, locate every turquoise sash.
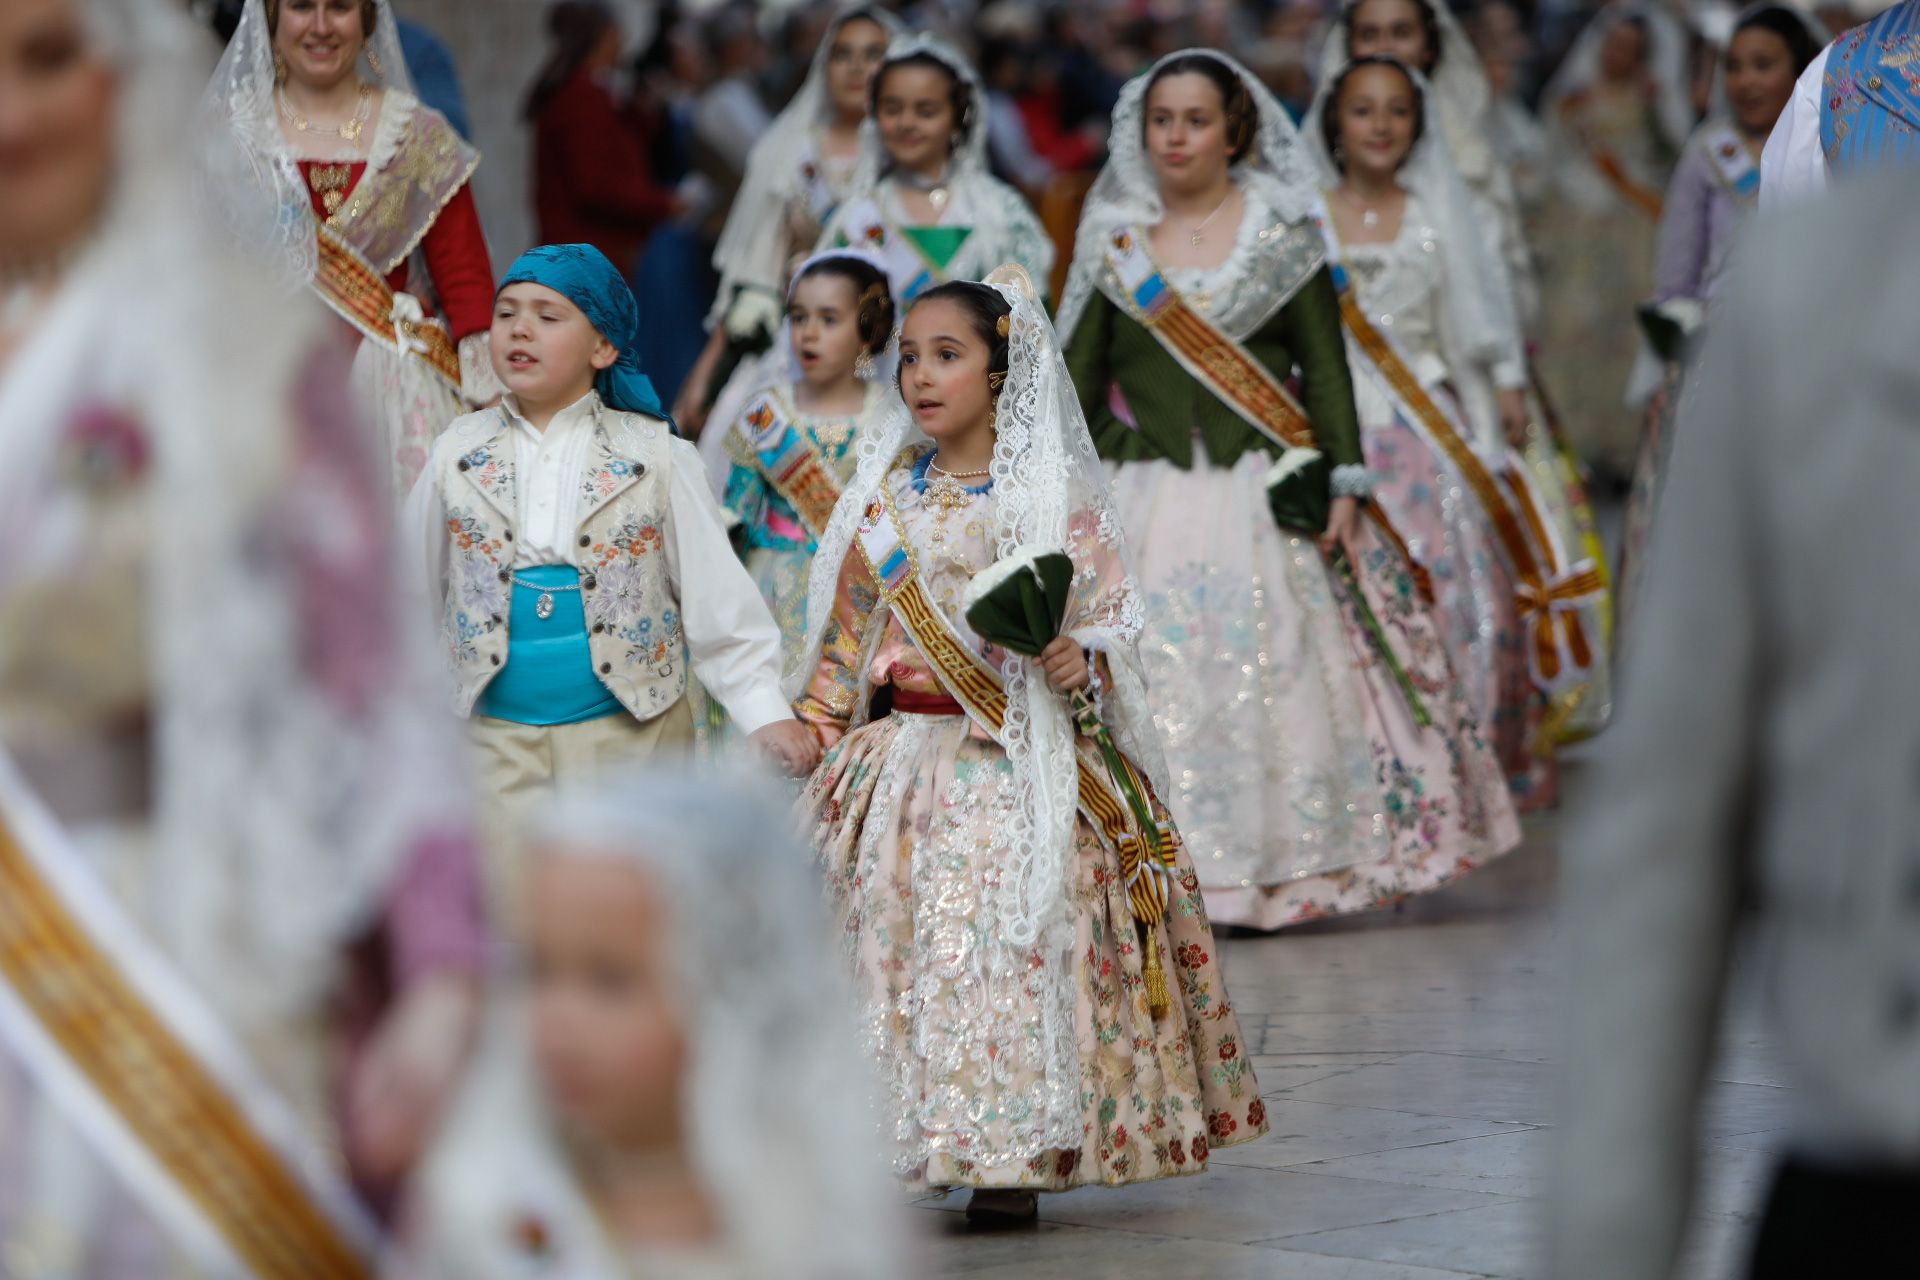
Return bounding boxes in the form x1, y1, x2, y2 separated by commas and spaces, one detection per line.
475, 565, 623, 727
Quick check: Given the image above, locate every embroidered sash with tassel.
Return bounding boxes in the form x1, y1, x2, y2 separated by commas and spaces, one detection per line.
314, 222, 463, 392
1313, 223, 1606, 694
1099, 226, 1434, 602
733, 390, 845, 539
0, 756, 379, 1280
854, 488, 1181, 1017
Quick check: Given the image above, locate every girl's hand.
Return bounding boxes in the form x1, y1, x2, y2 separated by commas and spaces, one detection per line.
749, 719, 823, 777
1039, 635, 1090, 692
1498, 388, 1532, 451
1318, 495, 1361, 561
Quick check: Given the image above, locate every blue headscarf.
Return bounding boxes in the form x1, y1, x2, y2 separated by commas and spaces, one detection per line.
497, 244, 668, 420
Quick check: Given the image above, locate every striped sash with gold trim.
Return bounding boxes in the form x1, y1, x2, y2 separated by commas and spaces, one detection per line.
314, 224, 462, 392
1099, 226, 1433, 600
734, 390, 845, 539
1312, 216, 1605, 690
0, 760, 378, 1280
852, 493, 1172, 909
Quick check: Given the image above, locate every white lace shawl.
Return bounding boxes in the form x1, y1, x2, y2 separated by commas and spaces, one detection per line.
706, 7, 906, 328
2, 0, 467, 1027
409, 775, 905, 1280
197, 0, 418, 291
817, 34, 1056, 296
1303, 58, 1528, 438
785, 266, 1163, 1157
1054, 48, 1323, 347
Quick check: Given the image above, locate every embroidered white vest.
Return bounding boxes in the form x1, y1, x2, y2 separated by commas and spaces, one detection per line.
432, 407, 687, 722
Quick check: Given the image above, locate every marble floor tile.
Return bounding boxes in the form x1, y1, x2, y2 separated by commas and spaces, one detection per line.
1265, 1199, 1542, 1278
922, 1217, 1496, 1279
1211, 1100, 1530, 1170
1035, 1163, 1511, 1245
1274, 1051, 1557, 1127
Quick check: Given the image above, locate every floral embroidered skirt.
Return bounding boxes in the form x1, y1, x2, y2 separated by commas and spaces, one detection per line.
798, 709, 1269, 1191
1363, 414, 1555, 813
1109, 454, 1522, 931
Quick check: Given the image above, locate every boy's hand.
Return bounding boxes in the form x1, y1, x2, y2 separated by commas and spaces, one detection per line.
750, 719, 823, 777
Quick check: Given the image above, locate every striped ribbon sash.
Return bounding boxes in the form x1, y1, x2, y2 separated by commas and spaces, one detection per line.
314, 223, 462, 392
852, 490, 1178, 918
1309, 206, 1605, 691
1100, 225, 1434, 601
734, 390, 844, 539
0, 757, 379, 1280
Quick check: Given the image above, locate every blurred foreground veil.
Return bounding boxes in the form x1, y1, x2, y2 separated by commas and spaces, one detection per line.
401, 769, 911, 1280
0, 0, 481, 1273
1550, 171, 1920, 1280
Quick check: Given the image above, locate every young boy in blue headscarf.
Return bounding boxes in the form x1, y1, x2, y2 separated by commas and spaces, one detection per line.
406, 246, 820, 896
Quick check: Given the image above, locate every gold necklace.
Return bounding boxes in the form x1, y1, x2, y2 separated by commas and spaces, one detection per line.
277, 82, 373, 143
924, 456, 989, 514
1181, 189, 1236, 246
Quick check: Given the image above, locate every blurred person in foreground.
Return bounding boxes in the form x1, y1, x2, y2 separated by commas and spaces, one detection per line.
400, 772, 908, 1279
1551, 172, 1920, 1280
0, 0, 485, 1272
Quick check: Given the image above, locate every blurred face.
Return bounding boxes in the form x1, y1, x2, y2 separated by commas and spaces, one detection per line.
1145, 72, 1233, 196
788, 271, 865, 388
528, 851, 687, 1151
1348, 0, 1436, 75
898, 298, 993, 443
491, 283, 617, 411
825, 16, 889, 121
0, 0, 117, 268
876, 62, 956, 175
1599, 21, 1649, 83
1336, 63, 1419, 179
1726, 27, 1797, 135
272, 0, 368, 92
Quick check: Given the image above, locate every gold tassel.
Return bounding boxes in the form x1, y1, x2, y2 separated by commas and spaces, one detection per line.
1142, 928, 1170, 1020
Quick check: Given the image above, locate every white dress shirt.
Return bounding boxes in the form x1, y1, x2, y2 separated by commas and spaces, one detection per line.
1759, 46, 1830, 210
408, 392, 794, 735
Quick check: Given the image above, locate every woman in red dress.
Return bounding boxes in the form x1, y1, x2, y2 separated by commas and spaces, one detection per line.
204, 0, 499, 495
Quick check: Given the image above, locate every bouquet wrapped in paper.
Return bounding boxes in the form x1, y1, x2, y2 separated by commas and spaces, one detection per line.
962, 547, 1179, 1018
1264, 449, 1431, 728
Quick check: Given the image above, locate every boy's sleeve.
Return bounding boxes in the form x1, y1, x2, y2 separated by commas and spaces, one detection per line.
662, 436, 792, 733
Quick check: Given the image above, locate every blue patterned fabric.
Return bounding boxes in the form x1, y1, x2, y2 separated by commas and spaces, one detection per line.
475, 566, 623, 726
1819, 2, 1920, 175
498, 244, 668, 418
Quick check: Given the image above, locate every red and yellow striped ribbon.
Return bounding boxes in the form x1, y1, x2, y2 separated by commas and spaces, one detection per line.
0, 818, 374, 1280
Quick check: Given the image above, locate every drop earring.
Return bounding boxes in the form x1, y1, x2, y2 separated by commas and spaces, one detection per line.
274, 52, 289, 85
365, 44, 383, 79
855, 349, 876, 380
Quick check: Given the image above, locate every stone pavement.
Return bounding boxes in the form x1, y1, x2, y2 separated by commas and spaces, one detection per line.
914, 805, 1793, 1278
